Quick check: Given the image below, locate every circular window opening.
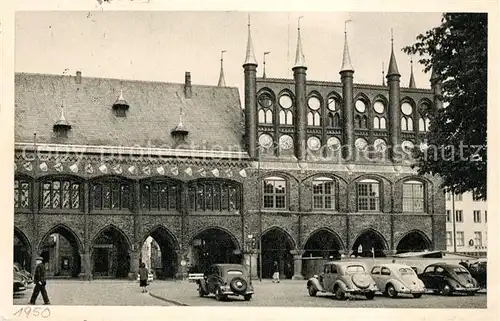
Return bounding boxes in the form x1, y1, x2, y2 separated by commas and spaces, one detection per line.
327, 137, 341, 151
258, 134, 273, 149
308, 97, 321, 110
374, 101, 385, 114
355, 138, 368, 151
279, 95, 293, 109
279, 135, 293, 150
258, 93, 273, 108
327, 97, 338, 111
307, 137, 321, 151
401, 102, 413, 116
355, 100, 366, 113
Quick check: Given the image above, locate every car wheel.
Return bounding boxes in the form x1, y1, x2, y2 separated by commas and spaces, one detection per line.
215, 288, 226, 301
365, 291, 375, 300
387, 284, 398, 298
244, 294, 252, 301
307, 284, 318, 297
441, 284, 452, 296
335, 286, 346, 300
412, 293, 423, 298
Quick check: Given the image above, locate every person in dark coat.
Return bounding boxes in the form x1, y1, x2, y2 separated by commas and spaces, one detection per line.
138, 263, 149, 293
29, 257, 50, 305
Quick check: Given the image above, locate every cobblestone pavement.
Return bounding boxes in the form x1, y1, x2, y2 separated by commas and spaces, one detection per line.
12, 280, 487, 308
148, 280, 487, 308
13, 280, 173, 306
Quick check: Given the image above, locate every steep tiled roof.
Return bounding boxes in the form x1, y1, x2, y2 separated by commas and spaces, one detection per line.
15, 73, 244, 151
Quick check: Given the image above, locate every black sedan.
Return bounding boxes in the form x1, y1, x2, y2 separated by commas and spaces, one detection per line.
418, 263, 480, 296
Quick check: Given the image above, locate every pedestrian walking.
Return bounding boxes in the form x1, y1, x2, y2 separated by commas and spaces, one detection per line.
272, 261, 280, 283
138, 263, 149, 293
29, 256, 50, 305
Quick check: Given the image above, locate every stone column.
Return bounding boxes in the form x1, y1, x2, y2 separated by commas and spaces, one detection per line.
79, 181, 92, 280
290, 250, 304, 280
243, 251, 259, 280
128, 249, 140, 280
175, 249, 189, 280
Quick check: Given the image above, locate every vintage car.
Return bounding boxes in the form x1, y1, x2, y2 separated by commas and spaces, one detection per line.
14, 264, 33, 285
196, 264, 254, 301
307, 261, 378, 300
370, 263, 426, 298
467, 260, 486, 289
13, 268, 27, 293
418, 263, 480, 296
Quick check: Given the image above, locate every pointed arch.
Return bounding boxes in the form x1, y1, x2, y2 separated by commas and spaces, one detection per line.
14, 226, 32, 252
191, 225, 241, 250
354, 92, 371, 106
142, 224, 180, 251
303, 227, 346, 252
14, 227, 32, 272
417, 97, 433, 113
352, 228, 389, 257
261, 226, 297, 249
372, 93, 389, 106
37, 223, 84, 253
92, 224, 132, 251
258, 109, 266, 123
396, 229, 432, 254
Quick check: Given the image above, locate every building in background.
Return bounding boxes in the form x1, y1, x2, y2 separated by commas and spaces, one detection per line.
445, 191, 487, 257
13, 17, 446, 280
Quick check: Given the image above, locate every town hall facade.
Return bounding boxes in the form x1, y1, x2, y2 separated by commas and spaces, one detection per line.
14, 20, 446, 280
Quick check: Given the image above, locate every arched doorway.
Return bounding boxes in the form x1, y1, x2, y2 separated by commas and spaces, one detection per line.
39, 225, 83, 278
259, 227, 295, 279
14, 228, 32, 272
190, 228, 241, 274
141, 226, 179, 279
303, 229, 343, 259
396, 230, 432, 254
352, 229, 388, 257
92, 226, 131, 278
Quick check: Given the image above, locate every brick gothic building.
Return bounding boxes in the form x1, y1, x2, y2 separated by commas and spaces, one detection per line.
13, 22, 446, 280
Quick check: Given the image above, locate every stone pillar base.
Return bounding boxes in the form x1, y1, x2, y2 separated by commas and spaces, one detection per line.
127, 272, 137, 281
78, 272, 93, 281
292, 274, 304, 280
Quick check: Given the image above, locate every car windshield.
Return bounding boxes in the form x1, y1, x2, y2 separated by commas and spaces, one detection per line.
227, 270, 243, 275
345, 265, 365, 273
453, 266, 469, 274
398, 268, 415, 275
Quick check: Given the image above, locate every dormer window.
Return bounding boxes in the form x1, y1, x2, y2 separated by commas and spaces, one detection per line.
53, 106, 71, 138
112, 90, 129, 117
171, 109, 189, 143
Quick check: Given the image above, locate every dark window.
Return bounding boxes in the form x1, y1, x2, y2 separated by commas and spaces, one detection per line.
188, 181, 240, 212
91, 180, 130, 210
41, 178, 81, 209
312, 178, 335, 210
14, 179, 32, 209
381, 267, 391, 276
357, 179, 380, 211
371, 266, 381, 275
263, 177, 286, 209
141, 181, 179, 211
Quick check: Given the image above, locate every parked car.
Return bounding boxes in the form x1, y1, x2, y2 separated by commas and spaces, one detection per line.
13, 268, 27, 293
307, 261, 378, 300
14, 264, 33, 285
196, 264, 254, 301
467, 260, 486, 289
418, 263, 480, 296
370, 263, 425, 298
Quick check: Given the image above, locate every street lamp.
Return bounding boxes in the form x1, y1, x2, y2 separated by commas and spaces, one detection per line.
247, 234, 256, 282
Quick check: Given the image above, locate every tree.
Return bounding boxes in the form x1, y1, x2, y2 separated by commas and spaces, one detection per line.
403, 13, 487, 200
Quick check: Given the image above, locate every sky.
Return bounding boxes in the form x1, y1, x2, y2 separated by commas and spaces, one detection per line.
15, 11, 443, 99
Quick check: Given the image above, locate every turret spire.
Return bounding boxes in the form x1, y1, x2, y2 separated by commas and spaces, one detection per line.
340, 20, 354, 72
387, 29, 400, 77
263, 51, 270, 78
382, 62, 386, 86
294, 16, 306, 68
243, 15, 258, 66
409, 57, 416, 88
218, 50, 227, 87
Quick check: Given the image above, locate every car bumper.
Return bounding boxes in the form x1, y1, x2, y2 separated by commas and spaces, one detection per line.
220, 290, 254, 296
454, 286, 480, 293
346, 288, 376, 295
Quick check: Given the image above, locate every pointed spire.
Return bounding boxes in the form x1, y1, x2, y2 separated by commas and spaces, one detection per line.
382, 62, 386, 86
263, 51, 271, 78
243, 15, 258, 66
293, 16, 306, 68
55, 103, 70, 127
387, 29, 400, 77
218, 50, 226, 87
113, 89, 129, 107
340, 20, 354, 72
409, 57, 416, 88
171, 105, 189, 136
